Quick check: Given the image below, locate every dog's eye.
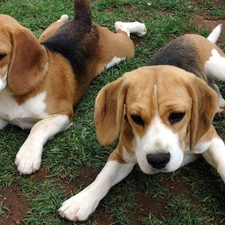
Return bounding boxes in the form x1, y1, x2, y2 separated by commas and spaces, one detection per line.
0, 54, 6, 61
169, 112, 185, 124
131, 114, 144, 126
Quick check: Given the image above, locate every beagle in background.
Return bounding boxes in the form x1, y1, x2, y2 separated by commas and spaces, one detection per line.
59, 26, 225, 222
38, 14, 69, 43
149, 24, 225, 116
0, 0, 146, 175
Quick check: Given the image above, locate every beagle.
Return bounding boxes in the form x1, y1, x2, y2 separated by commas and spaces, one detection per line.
148, 24, 225, 116
59, 26, 225, 221
0, 0, 146, 175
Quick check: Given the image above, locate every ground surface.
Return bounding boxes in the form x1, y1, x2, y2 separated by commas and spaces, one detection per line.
1, 0, 225, 225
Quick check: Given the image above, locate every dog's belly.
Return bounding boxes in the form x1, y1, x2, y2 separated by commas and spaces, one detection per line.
0, 89, 48, 129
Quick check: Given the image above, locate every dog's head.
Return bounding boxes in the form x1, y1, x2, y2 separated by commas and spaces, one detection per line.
0, 15, 47, 95
94, 65, 218, 174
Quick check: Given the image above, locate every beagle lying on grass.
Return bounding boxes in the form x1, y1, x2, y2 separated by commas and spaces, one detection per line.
149, 24, 225, 116
59, 25, 225, 221
0, 0, 146, 175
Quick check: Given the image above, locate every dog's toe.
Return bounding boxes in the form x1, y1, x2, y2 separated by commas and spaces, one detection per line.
15, 142, 42, 174
59, 191, 99, 222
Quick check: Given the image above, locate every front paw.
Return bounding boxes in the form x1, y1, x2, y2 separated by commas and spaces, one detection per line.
59, 191, 99, 222
14, 142, 42, 175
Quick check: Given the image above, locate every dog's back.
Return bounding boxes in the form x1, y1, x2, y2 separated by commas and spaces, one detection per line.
148, 35, 204, 78
148, 25, 223, 81
42, 0, 99, 77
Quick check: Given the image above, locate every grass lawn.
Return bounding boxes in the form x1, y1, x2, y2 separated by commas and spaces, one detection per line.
0, 0, 225, 224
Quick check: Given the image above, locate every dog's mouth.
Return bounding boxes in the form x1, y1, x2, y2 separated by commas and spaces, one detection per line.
139, 163, 180, 175
137, 151, 183, 175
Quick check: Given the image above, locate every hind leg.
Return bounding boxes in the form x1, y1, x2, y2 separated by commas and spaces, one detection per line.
115, 21, 147, 37
105, 21, 147, 69
95, 21, 147, 73
209, 82, 225, 117
205, 49, 225, 116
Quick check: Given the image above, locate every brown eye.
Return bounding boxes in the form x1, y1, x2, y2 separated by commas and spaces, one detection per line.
0, 54, 6, 61
131, 114, 144, 126
169, 112, 185, 124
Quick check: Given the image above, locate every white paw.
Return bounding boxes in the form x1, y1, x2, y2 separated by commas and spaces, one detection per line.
132, 21, 147, 37
59, 190, 99, 222
57, 14, 69, 22
115, 21, 147, 37
115, 21, 130, 36
14, 141, 42, 175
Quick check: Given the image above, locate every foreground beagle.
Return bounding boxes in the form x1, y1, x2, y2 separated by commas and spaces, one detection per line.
59, 26, 225, 221
0, 0, 146, 174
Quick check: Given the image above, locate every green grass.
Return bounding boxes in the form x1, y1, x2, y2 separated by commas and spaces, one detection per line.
0, 0, 225, 224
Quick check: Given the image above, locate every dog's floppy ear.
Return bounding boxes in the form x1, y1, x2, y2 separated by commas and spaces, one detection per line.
187, 76, 218, 150
8, 27, 47, 95
94, 76, 129, 145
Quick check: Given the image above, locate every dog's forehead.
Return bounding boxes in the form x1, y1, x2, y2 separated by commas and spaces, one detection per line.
126, 66, 192, 112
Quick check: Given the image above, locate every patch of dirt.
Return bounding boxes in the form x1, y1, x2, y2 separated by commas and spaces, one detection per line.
190, 0, 225, 43
0, 183, 29, 225
61, 166, 99, 195
190, 13, 225, 46
193, 0, 225, 7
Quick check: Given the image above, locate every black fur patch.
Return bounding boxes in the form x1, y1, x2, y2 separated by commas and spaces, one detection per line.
42, 19, 99, 77
148, 36, 203, 78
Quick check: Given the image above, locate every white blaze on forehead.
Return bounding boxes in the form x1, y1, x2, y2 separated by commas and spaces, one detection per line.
153, 83, 158, 111
134, 83, 184, 174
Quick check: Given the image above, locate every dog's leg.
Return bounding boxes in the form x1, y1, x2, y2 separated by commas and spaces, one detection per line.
202, 137, 225, 182
15, 115, 71, 174
205, 49, 225, 115
105, 21, 146, 70
59, 160, 135, 221
181, 153, 200, 167
0, 118, 8, 129
208, 82, 225, 116
115, 21, 147, 37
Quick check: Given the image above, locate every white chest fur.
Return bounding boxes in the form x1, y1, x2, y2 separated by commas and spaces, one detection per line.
0, 88, 48, 129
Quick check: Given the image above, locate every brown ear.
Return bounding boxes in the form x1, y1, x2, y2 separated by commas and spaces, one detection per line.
94, 76, 128, 145
187, 76, 218, 150
8, 27, 47, 95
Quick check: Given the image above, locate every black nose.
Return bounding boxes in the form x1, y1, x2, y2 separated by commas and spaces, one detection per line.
146, 153, 170, 169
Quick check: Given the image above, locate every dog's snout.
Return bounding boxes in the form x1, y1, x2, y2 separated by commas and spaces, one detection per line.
146, 153, 170, 169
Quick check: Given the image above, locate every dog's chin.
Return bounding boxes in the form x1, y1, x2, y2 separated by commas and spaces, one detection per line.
138, 161, 182, 175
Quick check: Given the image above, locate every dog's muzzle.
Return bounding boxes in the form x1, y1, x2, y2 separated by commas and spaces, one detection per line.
146, 153, 170, 169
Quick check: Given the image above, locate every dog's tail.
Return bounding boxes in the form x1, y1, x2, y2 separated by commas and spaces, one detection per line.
207, 24, 222, 43
74, 0, 92, 26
